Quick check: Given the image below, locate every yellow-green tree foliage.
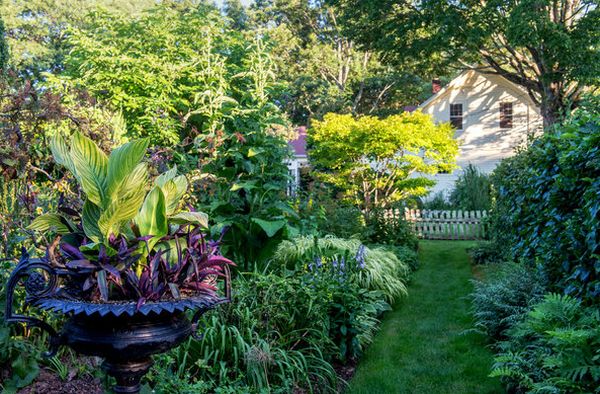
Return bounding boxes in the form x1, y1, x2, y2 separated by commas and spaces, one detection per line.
309, 112, 458, 210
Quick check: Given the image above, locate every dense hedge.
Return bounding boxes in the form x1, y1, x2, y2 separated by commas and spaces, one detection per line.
490, 111, 600, 302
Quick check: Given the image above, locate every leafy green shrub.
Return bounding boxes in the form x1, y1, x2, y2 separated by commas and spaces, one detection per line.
491, 294, 600, 393
309, 112, 458, 209
317, 203, 365, 239
471, 262, 547, 340
364, 208, 418, 249
421, 191, 453, 210
317, 274, 389, 361
489, 112, 600, 302
449, 164, 491, 211
467, 241, 505, 265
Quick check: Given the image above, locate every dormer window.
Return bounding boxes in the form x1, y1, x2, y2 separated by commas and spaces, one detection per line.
450, 103, 463, 130
500, 102, 513, 128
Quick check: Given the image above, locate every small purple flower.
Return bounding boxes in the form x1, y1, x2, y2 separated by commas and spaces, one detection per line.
355, 245, 367, 269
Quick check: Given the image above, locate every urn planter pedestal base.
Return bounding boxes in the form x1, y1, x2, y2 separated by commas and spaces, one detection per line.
61, 311, 193, 394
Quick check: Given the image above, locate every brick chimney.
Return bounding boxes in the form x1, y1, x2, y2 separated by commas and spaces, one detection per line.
432, 78, 442, 94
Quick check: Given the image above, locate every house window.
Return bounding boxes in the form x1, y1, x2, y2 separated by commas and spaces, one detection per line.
500, 102, 513, 128
449, 103, 463, 130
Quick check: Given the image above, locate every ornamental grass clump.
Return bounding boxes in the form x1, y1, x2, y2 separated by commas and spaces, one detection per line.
27, 132, 233, 305
274, 235, 409, 303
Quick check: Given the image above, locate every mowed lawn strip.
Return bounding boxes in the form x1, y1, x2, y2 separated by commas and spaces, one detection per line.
347, 240, 503, 394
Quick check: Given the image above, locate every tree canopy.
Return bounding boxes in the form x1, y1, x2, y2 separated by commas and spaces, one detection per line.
249, 0, 430, 124
332, 0, 600, 128
0, 0, 157, 76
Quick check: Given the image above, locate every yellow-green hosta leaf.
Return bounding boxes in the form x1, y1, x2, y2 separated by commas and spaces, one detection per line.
135, 186, 168, 250
169, 211, 209, 228
106, 139, 149, 205
99, 163, 148, 240
27, 214, 70, 234
70, 132, 108, 206
82, 199, 102, 243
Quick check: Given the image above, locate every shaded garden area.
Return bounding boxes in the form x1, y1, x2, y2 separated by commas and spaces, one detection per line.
0, 0, 598, 393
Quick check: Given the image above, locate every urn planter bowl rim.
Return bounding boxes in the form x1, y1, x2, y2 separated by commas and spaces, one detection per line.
33, 294, 228, 317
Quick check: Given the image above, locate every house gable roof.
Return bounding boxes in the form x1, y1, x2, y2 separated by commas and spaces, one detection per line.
418, 70, 470, 110
418, 69, 540, 112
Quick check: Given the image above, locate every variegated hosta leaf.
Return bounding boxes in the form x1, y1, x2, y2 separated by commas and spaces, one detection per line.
82, 199, 103, 243
135, 186, 168, 250
105, 138, 149, 206
98, 163, 148, 240
27, 213, 70, 234
170, 211, 209, 228
69, 131, 108, 207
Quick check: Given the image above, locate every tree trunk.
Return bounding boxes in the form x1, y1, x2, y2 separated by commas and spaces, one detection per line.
540, 82, 565, 130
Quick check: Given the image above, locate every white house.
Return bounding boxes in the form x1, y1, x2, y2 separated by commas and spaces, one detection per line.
418, 69, 543, 197
286, 126, 309, 195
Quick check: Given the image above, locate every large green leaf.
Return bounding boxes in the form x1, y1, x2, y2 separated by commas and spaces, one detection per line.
155, 167, 188, 216
251, 218, 287, 238
170, 211, 209, 228
82, 199, 102, 242
69, 132, 108, 206
160, 176, 188, 216
135, 186, 168, 248
49, 133, 76, 175
155, 166, 177, 187
27, 214, 70, 234
106, 138, 149, 205
99, 163, 148, 240
7, 351, 39, 389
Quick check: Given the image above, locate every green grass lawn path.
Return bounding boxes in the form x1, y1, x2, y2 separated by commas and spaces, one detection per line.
348, 240, 503, 394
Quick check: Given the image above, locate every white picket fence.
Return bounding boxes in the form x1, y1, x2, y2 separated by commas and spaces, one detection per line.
387, 208, 488, 240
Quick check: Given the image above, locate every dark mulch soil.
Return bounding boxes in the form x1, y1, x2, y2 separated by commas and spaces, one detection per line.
334, 360, 357, 383
17, 369, 103, 394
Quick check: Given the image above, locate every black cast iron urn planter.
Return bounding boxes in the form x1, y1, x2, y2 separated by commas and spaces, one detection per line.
4, 251, 231, 394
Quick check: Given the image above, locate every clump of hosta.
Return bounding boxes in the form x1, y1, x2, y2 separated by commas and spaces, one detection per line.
28, 132, 233, 304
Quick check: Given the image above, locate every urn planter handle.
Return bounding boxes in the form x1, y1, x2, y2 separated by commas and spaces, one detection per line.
4, 249, 65, 357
